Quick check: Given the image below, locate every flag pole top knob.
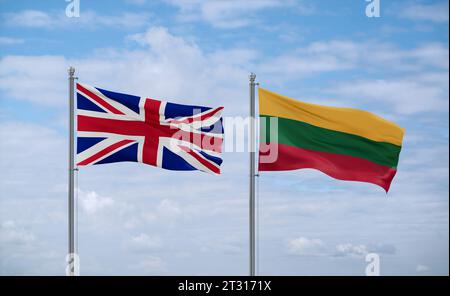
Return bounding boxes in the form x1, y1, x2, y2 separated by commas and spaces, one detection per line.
68, 67, 75, 76
249, 73, 256, 82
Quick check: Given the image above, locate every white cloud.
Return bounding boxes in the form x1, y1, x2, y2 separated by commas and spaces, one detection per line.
77, 189, 114, 215
0, 26, 252, 113
2, 15, 448, 119
0, 218, 63, 275
136, 256, 166, 272
0, 220, 35, 245
0, 55, 68, 106
164, 0, 294, 28
156, 199, 182, 218
259, 40, 449, 78
400, 2, 449, 23
260, 53, 349, 76
129, 233, 162, 250
0, 36, 24, 45
258, 40, 449, 114
0, 218, 68, 275
335, 243, 369, 257
331, 73, 449, 115
3, 10, 151, 29
334, 243, 396, 257
287, 238, 397, 258
200, 235, 242, 254
369, 243, 397, 255
5, 10, 52, 28
126, 0, 147, 4
0, 122, 66, 194
140, 198, 183, 223
410, 43, 449, 70
2, 32, 447, 116
416, 264, 430, 272
287, 237, 326, 256
259, 40, 361, 76
128, 26, 201, 56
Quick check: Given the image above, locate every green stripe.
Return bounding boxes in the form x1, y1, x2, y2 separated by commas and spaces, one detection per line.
260, 115, 401, 168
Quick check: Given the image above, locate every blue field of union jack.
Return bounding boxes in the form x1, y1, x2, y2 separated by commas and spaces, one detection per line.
76, 83, 224, 174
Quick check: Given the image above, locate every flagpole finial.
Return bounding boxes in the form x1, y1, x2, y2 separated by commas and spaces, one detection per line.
68, 66, 75, 77
249, 72, 256, 82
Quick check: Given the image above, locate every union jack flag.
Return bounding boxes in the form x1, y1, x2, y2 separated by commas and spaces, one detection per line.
76, 83, 224, 174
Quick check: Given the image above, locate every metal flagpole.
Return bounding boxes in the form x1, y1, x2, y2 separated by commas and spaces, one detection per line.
68, 66, 76, 276
249, 73, 256, 276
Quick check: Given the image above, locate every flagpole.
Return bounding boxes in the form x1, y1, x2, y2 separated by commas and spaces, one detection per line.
249, 73, 256, 276
68, 66, 76, 276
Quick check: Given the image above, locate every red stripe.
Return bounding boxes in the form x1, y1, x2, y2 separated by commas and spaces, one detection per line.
178, 146, 220, 174
259, 143, 397, 192
77, 139, 134, 166
77, 115, 223, 153
142, 98, 162, 165
77, 83, 125, 115
78, 115, 149, 135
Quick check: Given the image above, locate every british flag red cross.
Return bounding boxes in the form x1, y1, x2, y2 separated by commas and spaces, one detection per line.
76, 83, 224, 174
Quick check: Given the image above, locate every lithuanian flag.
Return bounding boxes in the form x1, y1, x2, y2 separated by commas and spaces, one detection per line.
258, 88, 405, 192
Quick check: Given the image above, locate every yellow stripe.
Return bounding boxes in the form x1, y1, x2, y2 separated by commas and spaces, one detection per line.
259, 88, 405, 146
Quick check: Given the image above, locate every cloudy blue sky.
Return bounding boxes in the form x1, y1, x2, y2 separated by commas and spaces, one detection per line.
0, 0, 448, 275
